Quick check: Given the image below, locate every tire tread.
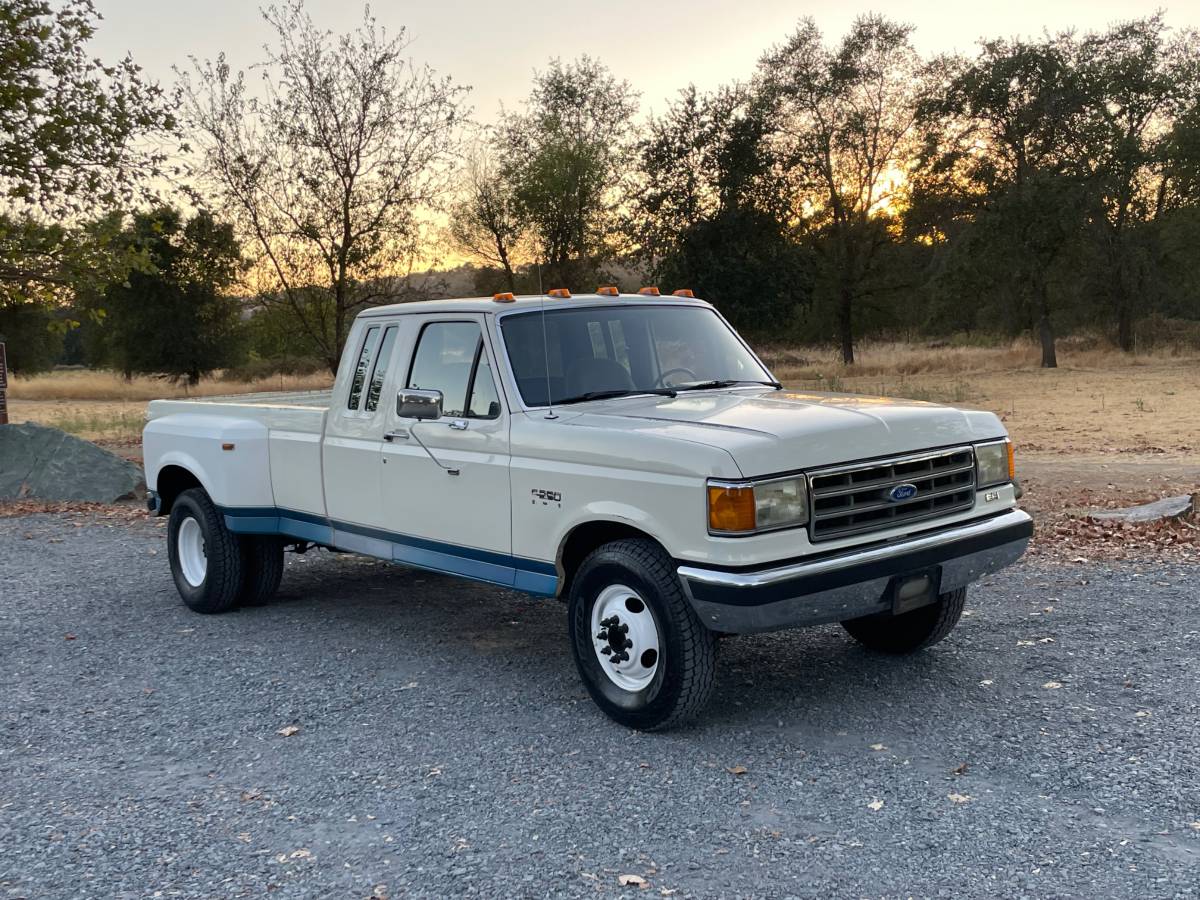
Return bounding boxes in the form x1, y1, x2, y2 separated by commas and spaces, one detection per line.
170, 488, 241, 614
237, 537, 285, 607
574, 538, 717, 731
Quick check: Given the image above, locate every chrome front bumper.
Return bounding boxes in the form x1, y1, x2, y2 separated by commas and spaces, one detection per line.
677, 509, 1033, 634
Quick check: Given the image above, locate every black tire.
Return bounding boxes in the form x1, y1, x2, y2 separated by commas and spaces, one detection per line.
568, 538, 717, 731
237, 536, 285, 607
166, 488, 242, 614
841, 587, 968, 654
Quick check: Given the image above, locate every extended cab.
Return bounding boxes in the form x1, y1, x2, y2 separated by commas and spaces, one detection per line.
143, 291, 1032, 729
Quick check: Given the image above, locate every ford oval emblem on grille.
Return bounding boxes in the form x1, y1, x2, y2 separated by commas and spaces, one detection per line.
888, 483, 918, 502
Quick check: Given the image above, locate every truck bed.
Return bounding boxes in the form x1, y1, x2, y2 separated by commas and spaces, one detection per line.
144, 390, 335, 519
146, 391, 332, 433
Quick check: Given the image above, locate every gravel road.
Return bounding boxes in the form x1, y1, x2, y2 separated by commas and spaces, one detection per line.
1, 512, 1198, 899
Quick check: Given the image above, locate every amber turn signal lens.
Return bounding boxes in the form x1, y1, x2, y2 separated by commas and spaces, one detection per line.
547, 288, 570, 298
708, 485, 756, 533
1006, 441, 1015, 481
672, 288, 694, 298
638, 286, 661, 296
596, 285, 619, 296
493, 292, 515, 302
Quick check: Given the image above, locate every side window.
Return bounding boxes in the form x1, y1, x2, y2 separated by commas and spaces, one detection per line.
407, 322, 484, 418
466, 353, 500, 419
586, 321, 608, 359
608, 319, 631, 370
346, 326, 381, 410
364, 325, 398, 412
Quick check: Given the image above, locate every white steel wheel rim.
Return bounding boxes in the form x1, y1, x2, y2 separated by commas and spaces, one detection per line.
590, 584, 660, 692
177, 516, 207, 588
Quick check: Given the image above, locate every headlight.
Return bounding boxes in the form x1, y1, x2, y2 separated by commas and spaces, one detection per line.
975, 439, 1014, 488
707, 476, 808, 535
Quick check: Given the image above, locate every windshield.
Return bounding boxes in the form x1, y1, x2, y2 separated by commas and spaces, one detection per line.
499, 304, 774, 406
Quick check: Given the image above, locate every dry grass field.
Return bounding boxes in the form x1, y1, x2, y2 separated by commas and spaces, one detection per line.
6, 343, 1199, 536
6, 370, 335, 442
7, 369, 333, 402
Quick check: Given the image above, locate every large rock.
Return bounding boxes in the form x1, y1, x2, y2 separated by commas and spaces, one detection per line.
0, 422, 143, 502
1087, 494, 1196, 524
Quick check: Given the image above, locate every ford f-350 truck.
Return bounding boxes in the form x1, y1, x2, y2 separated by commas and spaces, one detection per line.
143, 289, 1032, 729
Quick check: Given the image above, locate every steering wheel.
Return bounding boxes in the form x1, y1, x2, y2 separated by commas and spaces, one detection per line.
656, 367, 699, 388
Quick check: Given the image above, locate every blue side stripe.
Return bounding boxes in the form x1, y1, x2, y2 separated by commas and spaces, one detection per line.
218, 505, 558, 596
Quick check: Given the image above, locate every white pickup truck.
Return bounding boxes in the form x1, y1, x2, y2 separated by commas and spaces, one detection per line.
144, 289, 1031, 729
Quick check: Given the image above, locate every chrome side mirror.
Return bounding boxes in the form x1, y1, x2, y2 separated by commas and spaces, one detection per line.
396, 388, 443, 420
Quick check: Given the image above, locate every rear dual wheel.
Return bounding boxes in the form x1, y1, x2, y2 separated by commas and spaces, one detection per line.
167, 488, 284, 613
841, 587, 968, 654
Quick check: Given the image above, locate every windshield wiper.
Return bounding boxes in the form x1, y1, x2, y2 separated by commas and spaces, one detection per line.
675, 379, 782, 392
555, 388, 678, 405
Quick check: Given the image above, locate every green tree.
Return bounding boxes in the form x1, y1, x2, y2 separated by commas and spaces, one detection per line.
627, 86, 810, 335
91, 209, 246, 384
0, 0, 176, 306
498, 57, 637, 290
0, 300, 62, 372
758, 15, 923, 363
446, 140, 528, 293
244, 287, 332, 365
910, 35, 1094, 366
180, 1, 468, 372
1075, 15, 1200, 350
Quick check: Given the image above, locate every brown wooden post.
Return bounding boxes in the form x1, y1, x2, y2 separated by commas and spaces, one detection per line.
0, 341, 8, 424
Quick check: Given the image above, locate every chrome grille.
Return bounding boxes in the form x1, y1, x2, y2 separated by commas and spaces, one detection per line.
808, 447, 976, 542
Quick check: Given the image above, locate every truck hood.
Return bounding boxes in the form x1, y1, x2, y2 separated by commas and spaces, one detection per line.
569, 389, 1006, 477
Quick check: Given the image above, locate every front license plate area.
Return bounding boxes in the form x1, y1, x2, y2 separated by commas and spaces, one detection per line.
890, 568, 941, 615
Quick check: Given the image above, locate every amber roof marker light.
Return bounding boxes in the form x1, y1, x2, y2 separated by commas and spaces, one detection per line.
596, 285, 619, 296
637, 286, 661, 296
493, 292, 515, 303
672, 289, 695, 298
547, 288, 571, 298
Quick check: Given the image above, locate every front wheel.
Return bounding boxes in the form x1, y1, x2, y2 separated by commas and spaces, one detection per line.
568, 539, 717, 731
841, 587, 968, 654
167, 488, 243, 614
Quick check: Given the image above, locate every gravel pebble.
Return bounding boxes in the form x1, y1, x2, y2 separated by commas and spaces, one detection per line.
1, 513, 1198, 898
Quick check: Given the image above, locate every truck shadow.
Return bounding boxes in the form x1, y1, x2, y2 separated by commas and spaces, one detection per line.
255, 551, 996, 735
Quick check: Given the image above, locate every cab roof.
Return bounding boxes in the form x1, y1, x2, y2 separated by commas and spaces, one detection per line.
358, 292, 714, 318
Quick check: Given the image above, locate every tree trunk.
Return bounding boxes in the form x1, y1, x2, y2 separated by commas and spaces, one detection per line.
331, 284, 346, 376
1116, 303, 1134, 354
1038, 314, 1057, 369
1112, 238, 1135, 353
495, 236, 516, 293
838, 285, 855, 365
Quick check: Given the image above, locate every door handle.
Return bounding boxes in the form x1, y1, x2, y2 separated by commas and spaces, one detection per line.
447, 419, 469, 430
384, 429, 409, 442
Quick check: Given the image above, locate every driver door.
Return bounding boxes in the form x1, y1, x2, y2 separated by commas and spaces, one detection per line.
379, 317, 513, 585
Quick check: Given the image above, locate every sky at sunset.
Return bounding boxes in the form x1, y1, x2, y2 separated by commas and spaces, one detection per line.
92, 0, 1200, 121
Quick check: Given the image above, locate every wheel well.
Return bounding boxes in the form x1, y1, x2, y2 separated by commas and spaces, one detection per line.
156, 465, 202, 514
557, 521, 664, 599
